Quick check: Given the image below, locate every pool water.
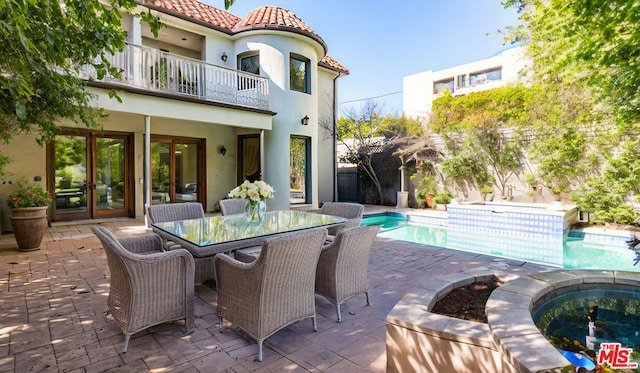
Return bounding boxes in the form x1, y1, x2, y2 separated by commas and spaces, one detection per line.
532, 284, 640, 365
361, 213, 639, 270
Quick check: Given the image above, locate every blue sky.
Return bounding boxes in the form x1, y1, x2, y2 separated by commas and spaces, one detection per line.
203, 1, 521, 116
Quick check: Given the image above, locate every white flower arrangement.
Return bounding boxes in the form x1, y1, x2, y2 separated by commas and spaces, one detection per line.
228, 180, 275, 203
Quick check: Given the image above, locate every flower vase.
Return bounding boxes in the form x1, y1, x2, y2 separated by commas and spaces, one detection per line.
244, 200, 266, 223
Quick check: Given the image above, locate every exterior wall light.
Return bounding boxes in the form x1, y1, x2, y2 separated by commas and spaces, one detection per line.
301, 115, 309, 126
221, 52, 228, 62
219, 145, 227, 156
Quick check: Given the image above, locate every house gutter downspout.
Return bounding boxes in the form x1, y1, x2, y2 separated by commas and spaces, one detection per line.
260, 129, 265, 181
332, 71, 342, 202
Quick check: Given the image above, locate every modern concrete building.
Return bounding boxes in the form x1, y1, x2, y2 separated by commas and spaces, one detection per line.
0, 0, 348, 228
403, 46, 530, 122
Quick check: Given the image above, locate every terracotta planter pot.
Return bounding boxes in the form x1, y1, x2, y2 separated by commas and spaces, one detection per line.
10, 207, 48, 251
425, 195, 435, 209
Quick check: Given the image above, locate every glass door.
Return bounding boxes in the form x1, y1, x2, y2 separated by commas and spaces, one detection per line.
151, 141, 171, 204
150, 137, 204, 205
174, 143, 199, 203
95, 137, 127, 215
53, 135, 89, 219
52, 132, 132, 221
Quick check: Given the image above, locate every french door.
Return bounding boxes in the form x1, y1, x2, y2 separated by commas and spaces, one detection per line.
150, 137, 205, 205
50, 131, 133, 221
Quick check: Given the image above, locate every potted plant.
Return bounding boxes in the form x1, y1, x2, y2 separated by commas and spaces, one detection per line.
434, 190, 453, 210
480, 185, 494, 202
416, 176, 438, 208
7, 180, 51, 251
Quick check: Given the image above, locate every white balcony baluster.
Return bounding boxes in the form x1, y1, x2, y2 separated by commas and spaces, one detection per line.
89, 43, 269, 111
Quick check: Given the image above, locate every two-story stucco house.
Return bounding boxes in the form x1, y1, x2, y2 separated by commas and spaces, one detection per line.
0, 0, 348, 227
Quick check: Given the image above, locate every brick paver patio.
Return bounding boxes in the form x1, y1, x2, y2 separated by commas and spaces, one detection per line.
0, 215, 549, 372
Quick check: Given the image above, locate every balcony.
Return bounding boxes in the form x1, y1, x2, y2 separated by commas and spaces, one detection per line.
83, 44, 270, 111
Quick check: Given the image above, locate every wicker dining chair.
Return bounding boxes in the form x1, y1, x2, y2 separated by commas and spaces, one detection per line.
147, 203, 216, 284
315, 225, 379, 322
317, 202, 365, 240
92, 226, 195, 352
147, 202, 205, 229
215, 227, 328, 362
218, 198, 247, 216
147, 202, 205, 248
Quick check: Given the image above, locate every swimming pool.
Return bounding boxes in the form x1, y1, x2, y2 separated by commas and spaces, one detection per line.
361, 213, 639, 270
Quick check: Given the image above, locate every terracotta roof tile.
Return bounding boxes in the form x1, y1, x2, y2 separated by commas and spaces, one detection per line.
139, 1, 347, 72
145, 0, 240, 30
233, 7, 326, 53
320, 55, 349, 75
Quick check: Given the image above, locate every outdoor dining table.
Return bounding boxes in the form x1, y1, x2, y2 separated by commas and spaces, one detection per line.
151, 209, 346, 258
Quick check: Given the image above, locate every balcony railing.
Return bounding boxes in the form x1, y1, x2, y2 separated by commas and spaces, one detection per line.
452, 80, 504, 96
84, 43, 270, 111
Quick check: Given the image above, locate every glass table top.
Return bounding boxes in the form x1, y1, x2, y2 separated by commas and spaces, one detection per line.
152, 210, 346, 247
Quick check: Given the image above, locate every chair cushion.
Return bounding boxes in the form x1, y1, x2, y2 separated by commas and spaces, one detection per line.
234, 246, 262, 263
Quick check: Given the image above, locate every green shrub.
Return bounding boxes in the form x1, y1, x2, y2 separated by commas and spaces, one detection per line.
434, 190, 453, 205
610, 205, 639, 225
480, 185, 493, 195
416, 176, 438, 200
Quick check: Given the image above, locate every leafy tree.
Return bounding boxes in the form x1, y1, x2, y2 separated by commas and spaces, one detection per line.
504, 0, 640, 223
439, 138, 493, 197
336, 101, 431, 204
430, 87, 528, 197
337, 101, 388, 204
392, 135, 442, 205
515, 83, 603, 198
0, 0, 160, 174
377, 115, 423, 138
503, 0, 640, 124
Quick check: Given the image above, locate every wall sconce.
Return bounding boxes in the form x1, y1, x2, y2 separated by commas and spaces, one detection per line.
301, 115, 310, 126
221, 52, 228, 62
219, 145, 227, 156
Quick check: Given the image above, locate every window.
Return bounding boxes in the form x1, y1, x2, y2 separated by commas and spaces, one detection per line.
290, 136, 310, 204
456, 75, 468, 88
239, 54, 260, 75
485, 68, 502, 81
238, 53, 259, 90
433, 78, 454, 94
290, 54, 310, 93
469, 67, 502, 86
